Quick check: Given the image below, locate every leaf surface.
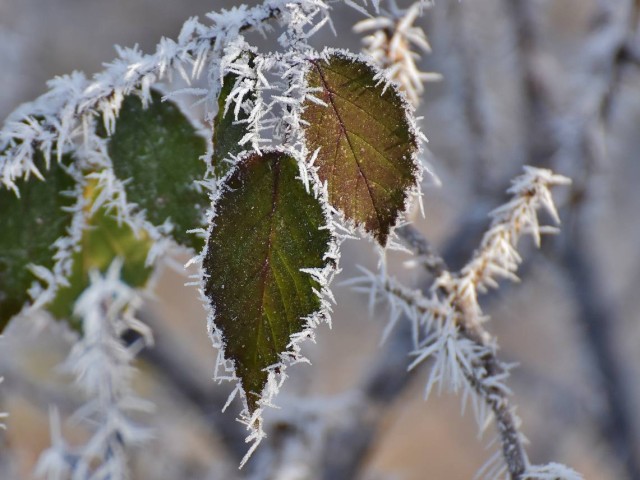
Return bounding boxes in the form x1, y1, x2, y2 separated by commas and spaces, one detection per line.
46, 179, 154, 324
0, 155, 76, 331
106, 91, 208, 251
204, 151, 331, 410
301, 52, 419, 245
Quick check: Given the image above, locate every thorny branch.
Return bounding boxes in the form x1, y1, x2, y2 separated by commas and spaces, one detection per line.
396, 169, 570, 479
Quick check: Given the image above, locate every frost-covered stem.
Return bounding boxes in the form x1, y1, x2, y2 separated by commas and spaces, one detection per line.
35, 260, 153, 480
437, 168, 570, 478
456, 317, 527, 478
354, 1, 441, 106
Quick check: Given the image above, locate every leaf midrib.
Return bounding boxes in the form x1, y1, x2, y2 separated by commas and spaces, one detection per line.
311, 60, 384, 231
254, 159, 281, 373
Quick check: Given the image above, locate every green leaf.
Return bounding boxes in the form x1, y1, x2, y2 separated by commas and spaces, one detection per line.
301, 52, 419, 246
46, 178, 154, 324
0, 155, 76, 332
212, 57, 255, 177
105, 90, 208, 251
203, 150, 332, 411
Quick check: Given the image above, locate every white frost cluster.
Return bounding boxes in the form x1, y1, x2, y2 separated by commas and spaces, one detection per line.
0, 0, 333, 191
35, 260, 153, 480
354, 1, 442, 106
347, 266, 499, 428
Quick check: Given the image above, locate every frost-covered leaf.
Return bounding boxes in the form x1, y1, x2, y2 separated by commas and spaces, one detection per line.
105, 90, 208, 251
47, 179, 153, 324
212, 57, 255, 177
301, 52, 419, 245
0, 155, 76, 331
204, 150, 332, 411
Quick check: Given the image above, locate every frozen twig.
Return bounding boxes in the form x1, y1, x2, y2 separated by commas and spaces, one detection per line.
396, 224, 447, 278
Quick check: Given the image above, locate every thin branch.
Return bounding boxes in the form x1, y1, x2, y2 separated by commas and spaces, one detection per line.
442, 0, 492, 194
501, 0, 557, 168
396, 224, 447, 278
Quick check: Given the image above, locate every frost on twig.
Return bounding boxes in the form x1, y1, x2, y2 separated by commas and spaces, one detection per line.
354, 0, 442, 106
350, 166, 577, 479
0, 0, 331, 193
35, 260, 153, 480
444, 166, 572, 329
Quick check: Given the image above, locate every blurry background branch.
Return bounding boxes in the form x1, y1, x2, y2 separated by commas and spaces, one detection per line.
505, 1, 640, 478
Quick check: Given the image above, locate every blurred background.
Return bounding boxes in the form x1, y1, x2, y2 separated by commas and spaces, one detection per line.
1, 0, 639, 479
